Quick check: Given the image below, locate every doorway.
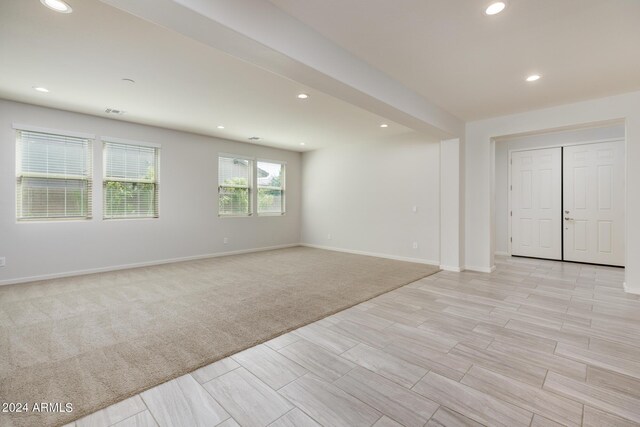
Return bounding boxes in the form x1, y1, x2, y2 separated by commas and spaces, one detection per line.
510, 140, 625, 266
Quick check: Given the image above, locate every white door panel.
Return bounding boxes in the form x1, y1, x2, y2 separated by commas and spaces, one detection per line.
563, 141, 625, 266
511, 148, 562, 260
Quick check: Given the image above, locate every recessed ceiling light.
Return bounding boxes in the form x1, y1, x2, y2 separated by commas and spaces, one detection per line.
485, 1, 506, 15
217, 125, 225, 129
380, 124, 389, 128
33, 86, 49, 93
40, 0, 73, 13
297, 93, 309, 99
248, 136, 260, 141
299, 142, 305, 146
526, 74, 541, 82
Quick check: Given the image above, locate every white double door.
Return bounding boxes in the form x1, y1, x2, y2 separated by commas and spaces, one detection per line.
511, 141, 625, 266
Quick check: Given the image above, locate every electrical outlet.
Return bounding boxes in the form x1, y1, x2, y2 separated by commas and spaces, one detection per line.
0, 257, 5, 267
412, 242, 418, 249
327, 234, 332, 240
223, 237, 228, 244
412, 206, 418, 213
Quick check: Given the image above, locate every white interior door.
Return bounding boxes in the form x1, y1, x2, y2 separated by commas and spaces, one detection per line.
563, 141, 625, 266
511, 148, 562, 260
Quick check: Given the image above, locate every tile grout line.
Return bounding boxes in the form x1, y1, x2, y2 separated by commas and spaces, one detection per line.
276, 371, 381, 427
138, 394, 163, 427
195, 375, 236, 426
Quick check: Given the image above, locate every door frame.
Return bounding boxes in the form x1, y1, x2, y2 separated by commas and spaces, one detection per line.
507, 137, 624, 258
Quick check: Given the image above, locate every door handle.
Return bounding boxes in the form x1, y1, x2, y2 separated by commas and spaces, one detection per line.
564, 217, 574, 221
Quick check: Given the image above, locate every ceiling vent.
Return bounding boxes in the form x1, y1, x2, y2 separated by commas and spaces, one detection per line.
105, 108, 126, 115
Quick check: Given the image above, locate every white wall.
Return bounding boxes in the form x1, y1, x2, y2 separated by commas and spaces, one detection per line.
440, 138, 465, 271
301, 138, 440, 264
465, 90, 640, 293
0, 100, 301, 284
494, 124, 625, 254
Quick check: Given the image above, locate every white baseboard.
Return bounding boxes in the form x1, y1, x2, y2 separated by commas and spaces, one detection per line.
623, 282, 640, 295
440, 265, 463, 272
0, 243, 300, 287
2, 243, 442, 287
465, 265, 496, 273
301, 243, 440, 267
494, 251, 510, 256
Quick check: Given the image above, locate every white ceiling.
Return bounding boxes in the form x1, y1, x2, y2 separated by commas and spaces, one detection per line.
0, 0, 420, 152
270, 0, 640, 120
2, 1, 639, 149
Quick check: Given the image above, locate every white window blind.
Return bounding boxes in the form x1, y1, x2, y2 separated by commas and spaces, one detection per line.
257, 161, 285, 215
103, 141, 159, 219
218, 156, 252, 216
16, 129, 92, 220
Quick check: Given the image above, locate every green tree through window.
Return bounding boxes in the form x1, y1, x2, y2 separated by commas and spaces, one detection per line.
257, 161, 285, 214
104, 142, 159, 219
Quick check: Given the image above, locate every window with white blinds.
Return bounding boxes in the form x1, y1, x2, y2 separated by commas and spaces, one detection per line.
103, 141, 159, 219
218, 156, 252, 216
257, 161, 285, 215
16, 129, 92, 220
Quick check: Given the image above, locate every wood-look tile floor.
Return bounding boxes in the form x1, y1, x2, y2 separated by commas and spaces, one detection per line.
68, 256, 639, 427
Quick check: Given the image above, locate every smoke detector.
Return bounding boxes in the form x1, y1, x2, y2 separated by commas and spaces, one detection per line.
105, 108, 126, 115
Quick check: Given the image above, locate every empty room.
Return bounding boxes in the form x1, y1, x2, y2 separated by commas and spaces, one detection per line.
1, 1, 640, 426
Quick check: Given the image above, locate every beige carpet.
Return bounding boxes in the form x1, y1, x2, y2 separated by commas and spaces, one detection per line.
0, 246, 439, 427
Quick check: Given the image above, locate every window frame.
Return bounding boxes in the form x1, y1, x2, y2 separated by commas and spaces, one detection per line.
218, 154, 254, 217
256, 158, 286, 216
14, 124, 94, 222
102, 137, 161, 220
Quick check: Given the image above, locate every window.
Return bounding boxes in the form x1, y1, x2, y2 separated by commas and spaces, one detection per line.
16, 129, 92, 220
217, 156, 286, 216
103, 141, 159, 219
218, 156, 252, 216
257, 161, 285, 215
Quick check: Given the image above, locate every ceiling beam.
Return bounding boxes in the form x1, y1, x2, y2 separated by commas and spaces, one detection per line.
100, 0, 464, 139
